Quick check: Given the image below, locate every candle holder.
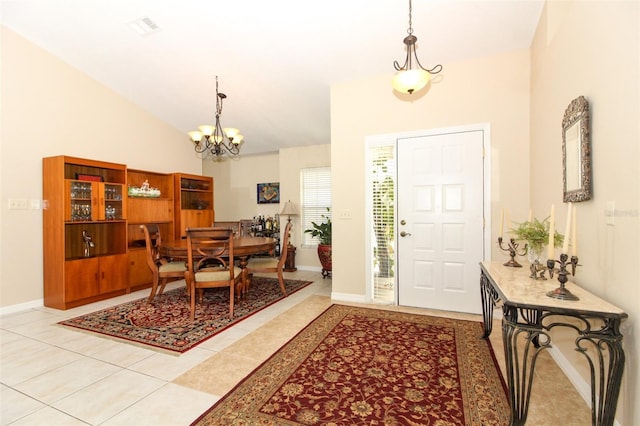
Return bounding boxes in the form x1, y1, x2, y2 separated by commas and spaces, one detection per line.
546, 254, 579, 301
498, 237, 526, 267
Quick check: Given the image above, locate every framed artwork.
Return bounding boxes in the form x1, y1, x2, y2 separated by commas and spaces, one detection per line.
76, 173, 103, 182
257, 182, 280, 204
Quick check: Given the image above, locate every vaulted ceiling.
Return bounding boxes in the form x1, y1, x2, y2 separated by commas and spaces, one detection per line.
1, 0, 544, 155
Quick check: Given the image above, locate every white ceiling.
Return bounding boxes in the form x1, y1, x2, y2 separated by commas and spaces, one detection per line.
1, 0, 544, 155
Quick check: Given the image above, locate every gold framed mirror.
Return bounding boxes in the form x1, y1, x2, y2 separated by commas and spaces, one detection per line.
562, 96, 592, 202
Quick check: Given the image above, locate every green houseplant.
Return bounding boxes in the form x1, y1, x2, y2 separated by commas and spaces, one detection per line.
511, 217, 563, 258
305, 208, 332, 277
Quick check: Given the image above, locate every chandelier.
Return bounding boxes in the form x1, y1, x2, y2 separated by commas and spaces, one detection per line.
392, 0, 442, 95
188, 76, 243, 158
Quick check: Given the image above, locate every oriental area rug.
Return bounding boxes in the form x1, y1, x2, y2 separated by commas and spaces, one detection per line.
58, 277, 312, 354
193, 304, 510, 426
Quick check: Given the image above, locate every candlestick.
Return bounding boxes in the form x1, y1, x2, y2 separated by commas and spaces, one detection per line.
547, 204, 555, 259
547, 254, 580, 301
571, 206, 577, 257
562, 203, 572, 254
497, 236, 527, 267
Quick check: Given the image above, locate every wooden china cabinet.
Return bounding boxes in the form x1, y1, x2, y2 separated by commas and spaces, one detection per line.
126, 169, 175, 289
173, 173, 214, 239
43, 156, 128, 309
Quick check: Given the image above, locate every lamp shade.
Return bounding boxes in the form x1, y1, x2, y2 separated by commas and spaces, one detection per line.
198, 125, 215, 137
392, 69, 430, 94
280, 201, 299, 216
188, 131, 203, 143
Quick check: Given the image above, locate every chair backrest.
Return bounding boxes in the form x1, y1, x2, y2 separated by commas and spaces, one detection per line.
186, 227, 235, 279
213, 221, 240, 236
140, 224, 162, 271
278, 221, 293, 267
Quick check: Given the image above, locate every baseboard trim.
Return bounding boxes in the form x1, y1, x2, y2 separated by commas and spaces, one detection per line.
0, 298, 44, 316
330, 292, 367, 304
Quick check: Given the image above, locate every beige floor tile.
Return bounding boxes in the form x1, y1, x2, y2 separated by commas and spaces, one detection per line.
101, 383, 218, 426
128, 346, 216, 381
79, 336, 157, 367
51, 369, 165, 425
173, 351, 258, 396
0, 384, 45, 426
12, 357, 120, 405
1, 344, 83, 386
8, 406, 88, 426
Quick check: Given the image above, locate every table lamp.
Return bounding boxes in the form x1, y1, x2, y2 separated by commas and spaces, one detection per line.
280, 200, 299, 224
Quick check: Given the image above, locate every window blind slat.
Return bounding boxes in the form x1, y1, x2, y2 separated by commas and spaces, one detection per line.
301, 167, 331, 246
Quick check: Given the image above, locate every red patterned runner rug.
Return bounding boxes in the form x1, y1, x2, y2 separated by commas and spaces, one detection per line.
193, 304, 509, 425
58, 277, 312, 354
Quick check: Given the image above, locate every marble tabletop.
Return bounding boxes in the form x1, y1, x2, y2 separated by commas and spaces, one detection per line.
481, 261, 627, 318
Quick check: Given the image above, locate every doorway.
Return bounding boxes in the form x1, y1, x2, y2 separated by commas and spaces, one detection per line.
366, 125, 490, 313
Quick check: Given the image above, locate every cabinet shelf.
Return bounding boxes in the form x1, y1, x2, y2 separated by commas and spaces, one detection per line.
174, 173, 214, 239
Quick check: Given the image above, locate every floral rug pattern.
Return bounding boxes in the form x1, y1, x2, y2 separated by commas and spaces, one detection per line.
58, 277, 312, 354
193, 304, 509, 425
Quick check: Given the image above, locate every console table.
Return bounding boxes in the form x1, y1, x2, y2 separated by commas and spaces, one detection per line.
479, 261, 627, 426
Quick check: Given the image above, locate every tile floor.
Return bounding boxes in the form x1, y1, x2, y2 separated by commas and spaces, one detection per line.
1, 271, 590, 425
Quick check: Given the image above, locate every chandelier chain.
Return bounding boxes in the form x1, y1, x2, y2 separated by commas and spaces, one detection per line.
407, 0, 413, 35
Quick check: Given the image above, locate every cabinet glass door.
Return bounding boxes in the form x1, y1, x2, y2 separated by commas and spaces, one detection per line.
67, 180, 93, 221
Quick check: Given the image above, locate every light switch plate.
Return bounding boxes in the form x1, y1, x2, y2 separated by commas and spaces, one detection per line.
8, 199, 28, 210
606, 201, 615, 225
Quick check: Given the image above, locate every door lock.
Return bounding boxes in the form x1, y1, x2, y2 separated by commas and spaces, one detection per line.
400, 231, 412, 237
400, 220, 406, 225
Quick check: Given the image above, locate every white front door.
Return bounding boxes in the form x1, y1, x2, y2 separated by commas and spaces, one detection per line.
397, 130, 485, 314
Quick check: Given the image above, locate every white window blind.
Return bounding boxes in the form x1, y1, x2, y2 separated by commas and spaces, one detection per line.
369, 144, 395, 302
301, 167, 331, 246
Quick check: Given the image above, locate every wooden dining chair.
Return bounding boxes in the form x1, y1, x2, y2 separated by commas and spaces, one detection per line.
213, 221, 240, 236
141, 224, 187, 303
245, 221, 292, 297
185, 227, 244, 321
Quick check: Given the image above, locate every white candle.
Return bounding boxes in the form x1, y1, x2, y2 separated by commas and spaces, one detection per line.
571, 206, 577, 257
528, 209, 533, 223
548, 204, 555, 259
499, 208, 504, 239
562, 203, 573, 254
506, 209, 512, 238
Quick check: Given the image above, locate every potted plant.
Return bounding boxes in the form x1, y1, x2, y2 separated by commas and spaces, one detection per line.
305, 208, 332, 277
511, 217, 563, 262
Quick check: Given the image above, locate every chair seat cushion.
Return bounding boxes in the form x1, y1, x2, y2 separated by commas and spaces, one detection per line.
195, 266, 242, 282
247, 257, 279, 269
158, 261, 187, 273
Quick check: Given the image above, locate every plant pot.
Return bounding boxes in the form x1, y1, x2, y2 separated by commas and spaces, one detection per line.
317, 244, 332, 278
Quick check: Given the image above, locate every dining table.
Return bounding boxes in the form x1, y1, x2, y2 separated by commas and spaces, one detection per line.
159, 236, 277, 294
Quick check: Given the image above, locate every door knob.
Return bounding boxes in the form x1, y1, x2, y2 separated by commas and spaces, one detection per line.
400, 231, 412, 237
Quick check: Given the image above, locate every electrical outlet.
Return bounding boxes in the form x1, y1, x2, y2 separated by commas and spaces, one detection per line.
8, 199, 28, 210
30, 199, 42, 210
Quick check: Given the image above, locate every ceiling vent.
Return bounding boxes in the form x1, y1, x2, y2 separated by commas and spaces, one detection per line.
128, 17, 161, 36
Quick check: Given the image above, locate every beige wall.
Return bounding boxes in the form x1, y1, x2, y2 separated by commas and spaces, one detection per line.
204, 144, 331, 270
0, 27, 201, 308
529, 2, 639, 423
330, 48, 532, 296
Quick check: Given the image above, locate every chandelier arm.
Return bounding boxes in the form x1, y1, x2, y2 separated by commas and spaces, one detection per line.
193, 138, 211, 154
412, 50, 442, 75
393, 58, 409, 71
